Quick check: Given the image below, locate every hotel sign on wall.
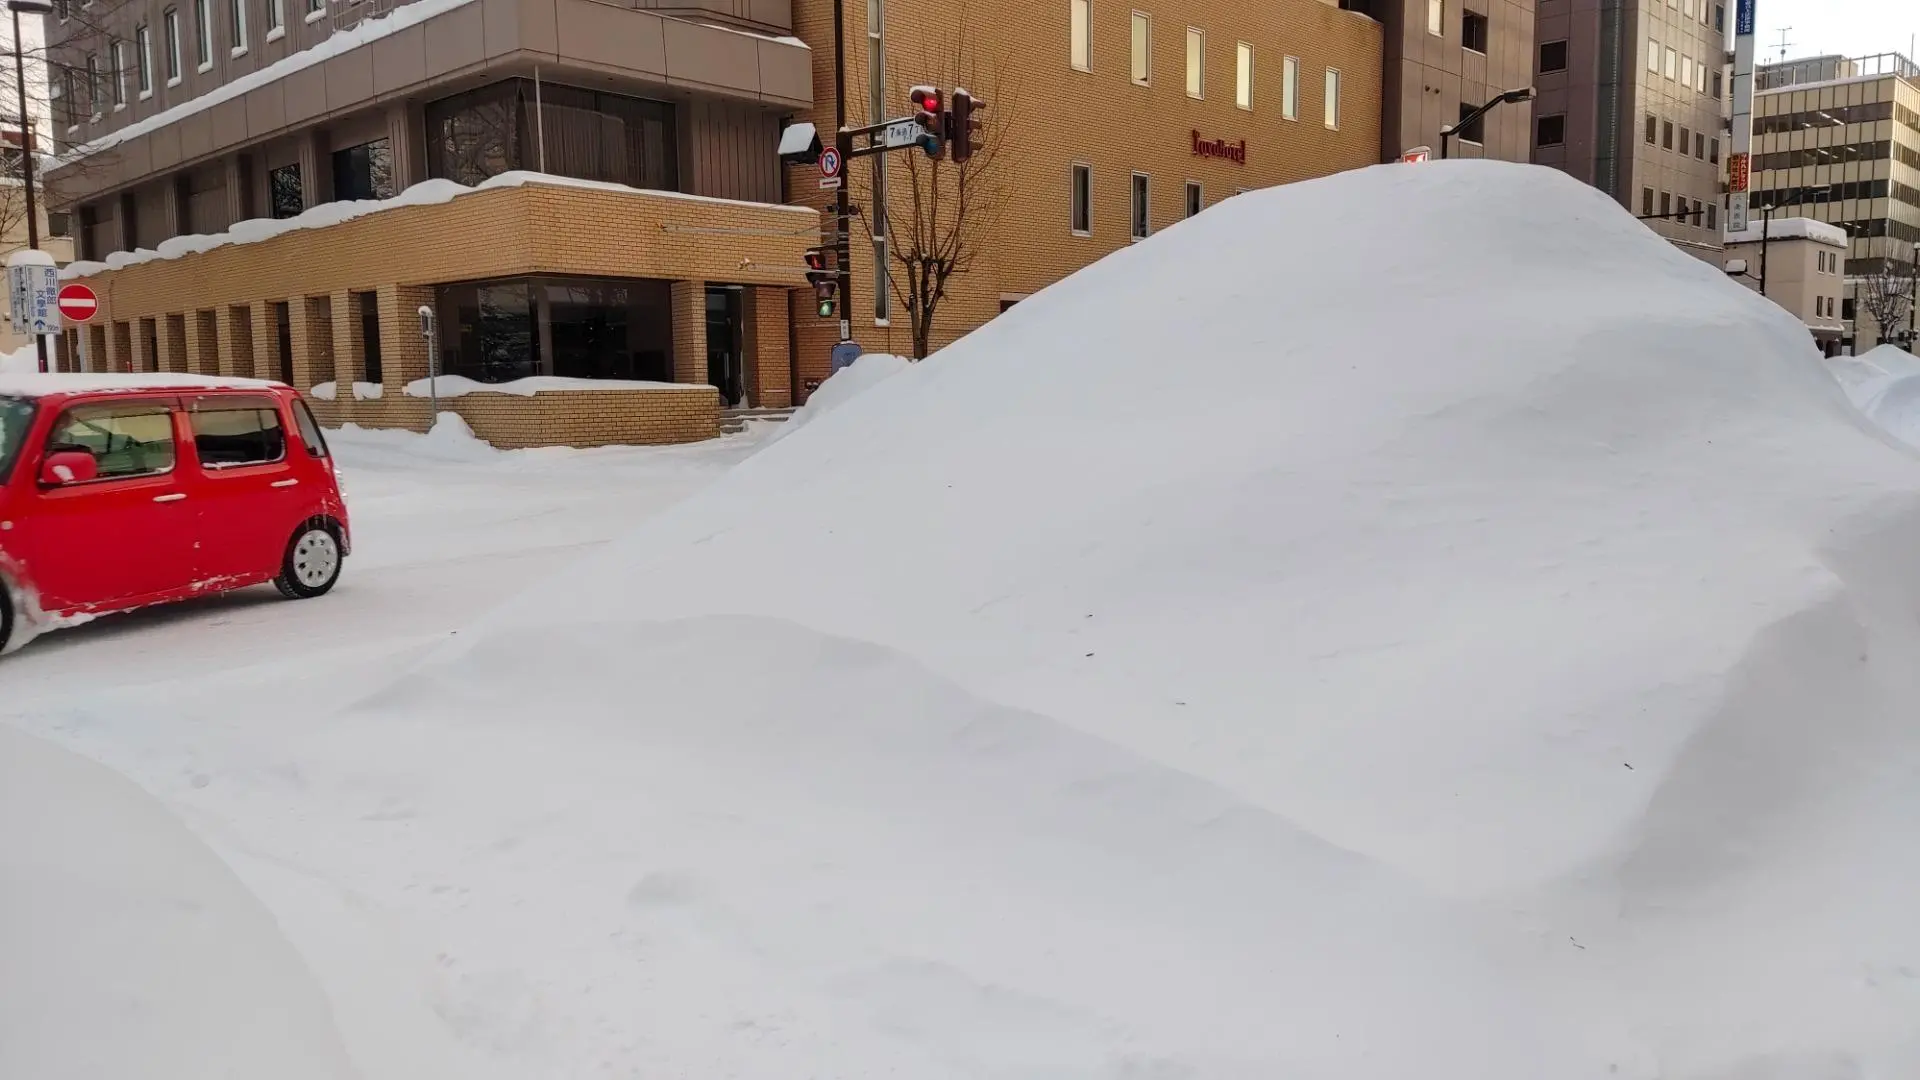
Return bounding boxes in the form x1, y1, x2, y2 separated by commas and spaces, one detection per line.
1191, 131, 1248, 165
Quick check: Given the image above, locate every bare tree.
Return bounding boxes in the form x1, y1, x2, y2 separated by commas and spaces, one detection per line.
858, 24, 1012, 360
1856, 260, 1919, 346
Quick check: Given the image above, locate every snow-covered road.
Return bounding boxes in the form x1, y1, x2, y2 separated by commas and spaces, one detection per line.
4, 423, 769, 704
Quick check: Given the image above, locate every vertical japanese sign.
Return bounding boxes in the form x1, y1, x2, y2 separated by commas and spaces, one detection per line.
1727, 0, 1758, 233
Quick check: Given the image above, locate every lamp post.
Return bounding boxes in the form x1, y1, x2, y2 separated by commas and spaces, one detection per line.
7, 0, 52, 374
1439, 87, 1537, 160
1756, 203, 1775, 297
1908, 240, 1919, 351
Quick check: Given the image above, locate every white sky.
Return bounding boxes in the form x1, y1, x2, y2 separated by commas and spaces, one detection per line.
1754, 0, 1918, 64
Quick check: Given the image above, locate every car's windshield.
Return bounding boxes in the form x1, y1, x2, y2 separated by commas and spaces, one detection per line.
0, 396, 33, 485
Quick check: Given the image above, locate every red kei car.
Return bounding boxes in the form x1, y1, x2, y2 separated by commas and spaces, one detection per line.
0, 374, 349, 653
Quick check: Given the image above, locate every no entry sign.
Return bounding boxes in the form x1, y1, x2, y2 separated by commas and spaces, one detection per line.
56, 283, 98, 323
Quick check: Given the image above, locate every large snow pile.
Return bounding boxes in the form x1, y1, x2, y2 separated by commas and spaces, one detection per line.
767, 351, 913, 442
0, 725, 358, 1079
0, 343, 36, 374
1825, 344, 1920, 450
24, 162, 1920, 1079
415, 161, 1920, 1077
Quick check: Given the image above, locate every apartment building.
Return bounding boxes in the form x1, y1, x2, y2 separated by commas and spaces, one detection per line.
43, 0, 1387, 445
1365, 0, 1537, 163
1723, 215, 1848, 353
1749, 53, 1920, 278
1530, 0, 1729, 261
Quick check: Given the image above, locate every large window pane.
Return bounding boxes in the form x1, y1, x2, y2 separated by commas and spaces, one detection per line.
425, 80, 679, 193
439, 280, 537, 384
547, 278, 673, 383
332, 139, 394, 202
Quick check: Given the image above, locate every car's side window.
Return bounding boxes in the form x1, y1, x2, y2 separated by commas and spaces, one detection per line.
45, 402, 178, 480
290, 399, 330, 458
189, 398, 287, 468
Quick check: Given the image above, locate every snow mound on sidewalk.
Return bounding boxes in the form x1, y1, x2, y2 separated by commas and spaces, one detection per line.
768, 352, 914, 443
204, 161, 1920, 1078
0, 725, 359, 1080
1824, 345, 1920, 450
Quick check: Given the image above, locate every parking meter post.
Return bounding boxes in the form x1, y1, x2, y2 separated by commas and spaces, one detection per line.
417, 305, 438, 422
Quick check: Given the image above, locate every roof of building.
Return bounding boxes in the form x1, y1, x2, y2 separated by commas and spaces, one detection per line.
0, 373, 285, 399
1724, 217, 1851, 247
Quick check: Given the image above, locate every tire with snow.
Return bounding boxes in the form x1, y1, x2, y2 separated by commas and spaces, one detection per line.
273, 522, 343, 600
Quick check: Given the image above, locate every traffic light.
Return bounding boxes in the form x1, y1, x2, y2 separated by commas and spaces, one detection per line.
910, 86, 946, 159
950, 89, 985, 164
804, 247, 836, 318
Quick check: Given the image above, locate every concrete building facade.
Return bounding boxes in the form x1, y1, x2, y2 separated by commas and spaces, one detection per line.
1365, 0, 1537, 163
1530, 0, 1729, 261
42, 0, 1387, 443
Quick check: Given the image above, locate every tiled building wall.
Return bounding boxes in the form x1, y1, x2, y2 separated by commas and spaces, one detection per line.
783, 0, 1384, 394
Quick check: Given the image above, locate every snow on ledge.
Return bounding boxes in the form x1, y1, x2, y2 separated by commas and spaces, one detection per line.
1724, 217, 1851, 247
404, 374, 710, 398
308, 380, 337, 400
62, 171, 816, 280
0, 372, 282, 398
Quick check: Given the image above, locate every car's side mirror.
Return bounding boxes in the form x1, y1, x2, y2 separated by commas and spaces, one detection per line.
40, 450, 99, 486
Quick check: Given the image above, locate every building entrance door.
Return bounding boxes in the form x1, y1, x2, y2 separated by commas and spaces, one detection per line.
706, 286, 745, 407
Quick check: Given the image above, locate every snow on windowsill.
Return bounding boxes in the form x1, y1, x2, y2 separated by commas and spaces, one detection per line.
307, 380, 383, 400
265, 26, 284, 41
404, 374, 708, 398
303, 8, 326, 22
231, 45, 249, 58
308, 380, 336, 399
62, 170, 815, 279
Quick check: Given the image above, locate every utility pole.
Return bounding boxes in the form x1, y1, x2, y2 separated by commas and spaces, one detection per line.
1758, 203, 1773, 297
10, 0, 53, 374
831, 0, 853, 347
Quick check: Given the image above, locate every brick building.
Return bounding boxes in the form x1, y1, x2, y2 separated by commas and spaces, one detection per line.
43, 0, 1386, 444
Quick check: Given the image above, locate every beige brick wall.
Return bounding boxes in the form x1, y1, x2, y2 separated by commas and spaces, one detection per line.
745, 285, 793, 408
307, 387, 721, 447
672, 280, 708, 386
786, 0, 1383, 389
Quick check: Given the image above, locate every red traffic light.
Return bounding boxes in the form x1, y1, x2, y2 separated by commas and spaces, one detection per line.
804, 248, 826, 272
911, 86, 941, 114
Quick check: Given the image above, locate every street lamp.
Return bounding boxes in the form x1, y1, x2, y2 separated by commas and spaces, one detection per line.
7, 0, 53, 375
1439, 87, 1536, 160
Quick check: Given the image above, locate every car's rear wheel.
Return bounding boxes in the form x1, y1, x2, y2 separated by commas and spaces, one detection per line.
274, 522, 343, 600
0, 581, 12, 654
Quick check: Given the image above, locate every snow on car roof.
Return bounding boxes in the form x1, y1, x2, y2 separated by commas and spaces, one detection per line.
0, 373, 287, 399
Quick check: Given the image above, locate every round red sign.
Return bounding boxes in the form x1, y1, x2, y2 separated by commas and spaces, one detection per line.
57, 283, 99, 324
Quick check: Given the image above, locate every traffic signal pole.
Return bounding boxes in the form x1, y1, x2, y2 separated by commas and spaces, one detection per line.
831, 0, 853, 344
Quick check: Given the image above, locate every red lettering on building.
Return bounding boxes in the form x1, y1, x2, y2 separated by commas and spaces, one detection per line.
1190, 130, 1248, 165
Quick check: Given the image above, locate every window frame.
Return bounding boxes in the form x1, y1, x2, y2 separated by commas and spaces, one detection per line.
1185, 27, 1204, 99
1069, 0, 1092, 72
1069, 162, 1092, 236
1130, 172, 1150, 241
135, 24, 153, 97
1535, 113, 1566, 148
1129, 10, 1150, 85
110, 40, 127, 108
229, 0, 248, 56
42, 400, 180, 484
163, 8, 183, 84
1539, 39, 1567, 74
187, 399, 289, 470
1323, 67, 1340, 129
1648, 38, 1660, 74
1461, 9, 1489, 54
193, 0, 213, 71
266, 0, 284, 39
1281, 55, 1299, 120
1427, 0, 1443, 36
84, 52, 99, 119
1185, 181, 1202, 218
1235, 41, 1252, 110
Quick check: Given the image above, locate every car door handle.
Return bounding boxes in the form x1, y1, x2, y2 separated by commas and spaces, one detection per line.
270, 479, 299, 488
153, 493, 187, 503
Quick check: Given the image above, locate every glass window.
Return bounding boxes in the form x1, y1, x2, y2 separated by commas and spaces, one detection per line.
1664, 47, 1676, 80
1540, 40, 1567, 73
1642, 187, 1654, 215
189, 403, 286, 468
548, 278, 674, 382
1710, 137, 1719, 163
1282, 55, 1299, 119
1185, 181, 1201, 218
1131, 173, 1149, 239
1644, 112, 1656, 143
1235, 42, 1252, 109
1185, 28, 1203, 97
269, 162, 302, 218
135, 25, 151, 94
193, 0, 211, 67
267, 0, 283, 33
308, 0, 322, 13
229, 0, 247, 52
1462, 10, 1488, 53
331, 138, 395, 201
1648, 38, 1660, 73
1070, 163, 1091, 234
291, 398, 329, 457
356, 292, 382, 384
46, 403, 176, 479
1130, 11, 1149, 84
1536, 114, 1565, 147
1456, 101, 1484, 143
1324, 68, 1340, 128
1660, 191, 1671, 217
111, 41, 126, 105
1427, 0, 1442, 35
1662, 119, 1673, 149
1694, 132, 1705, 158
84, 53, 97, 115
163, 8, 182, 81
1681, 55, 1692, 87
0, 397, 34, 485
439, 280, 536, 383
425, 80, 678, 193
1070, 0, 1091, 71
